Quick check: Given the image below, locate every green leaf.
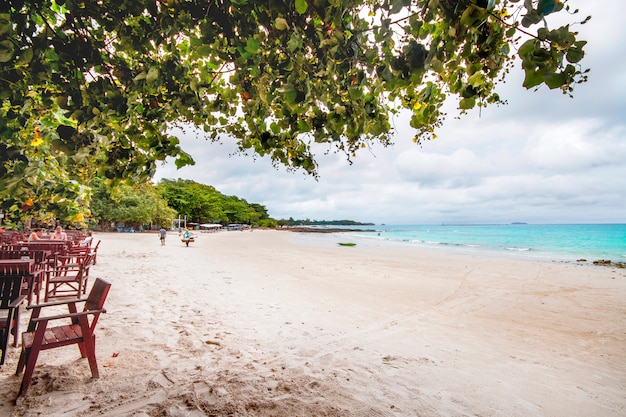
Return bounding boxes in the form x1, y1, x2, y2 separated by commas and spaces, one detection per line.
468, 72, 486, 88
53, 111, 78, 128
284, 90, 297, 108
134, 71, 147, 81
521, 11, 542, 28
348, 87, 363, 100
275, 17, 289, 31
196, 45, 212, 57
297, 119, 311, 132
537, 0, 556, 16
389, 0, 405, 15
460, 7, 475, 26
245, 37, 260, 55
15, 48, 34, 65
287, 33, 302, 52
146, 66, 159, 84
522, 68, 544, 88
0, 13, 11, 37
543, 72, 566, 89
295, 0, 308, 14
0, 39, 15, 63
566, 48, 584, 64
518, 39, 535, 57
459, 97, 475, 110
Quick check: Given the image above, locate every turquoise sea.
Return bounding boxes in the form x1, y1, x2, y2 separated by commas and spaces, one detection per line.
340, 224, 626, 262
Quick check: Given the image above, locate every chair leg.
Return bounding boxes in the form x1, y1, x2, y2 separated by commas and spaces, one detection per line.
78, 320, 99, 378
34, 273, 43, 305
17, 346, 41, 397
17, 318, 48, 397
44, 279, 52, 302
12, 309, 20, 347
15, 347, 27, 375
84, 338, 99, 379
1, 331, 9, 366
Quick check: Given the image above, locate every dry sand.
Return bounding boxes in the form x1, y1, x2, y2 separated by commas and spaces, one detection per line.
1, 229, 624, 416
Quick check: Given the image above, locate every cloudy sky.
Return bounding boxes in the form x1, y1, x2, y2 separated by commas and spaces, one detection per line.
154, 1, 626, 225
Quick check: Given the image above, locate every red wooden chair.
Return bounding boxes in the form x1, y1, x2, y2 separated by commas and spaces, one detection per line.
0, 275, 26, 365
0, 250, 48, 304
15, 278, 111, 397
0, 258, 42, 306
44, 253, 94, 301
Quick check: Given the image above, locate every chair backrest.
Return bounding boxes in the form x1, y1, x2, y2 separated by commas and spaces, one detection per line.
77, 253, 95, 272
69, 246, 90, 256
0, 250, 24, 260
55, 252, 92, 269
0, 260, 31, 275
0, 275, 23, 309
0, 249, 47, 263
84, 278, 111, 330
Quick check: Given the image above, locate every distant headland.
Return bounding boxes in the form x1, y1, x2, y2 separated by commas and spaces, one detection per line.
278, 219, 375, 233
278, 219, 374, 226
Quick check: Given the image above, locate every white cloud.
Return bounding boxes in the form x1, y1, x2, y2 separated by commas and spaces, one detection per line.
394, 147, 491, 188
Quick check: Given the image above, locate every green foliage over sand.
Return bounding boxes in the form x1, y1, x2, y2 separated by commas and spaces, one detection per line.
0, 1, 589, 220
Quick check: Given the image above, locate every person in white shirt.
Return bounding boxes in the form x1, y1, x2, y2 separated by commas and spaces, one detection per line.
80, 231, 93, 247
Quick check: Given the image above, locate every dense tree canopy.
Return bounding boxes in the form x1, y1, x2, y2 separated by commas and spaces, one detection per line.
157, 178, 271, 225
90, 176, 177, 230
0, 0, 589, 224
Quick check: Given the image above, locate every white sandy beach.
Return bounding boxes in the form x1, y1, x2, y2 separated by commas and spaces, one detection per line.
1, 229, 624, 416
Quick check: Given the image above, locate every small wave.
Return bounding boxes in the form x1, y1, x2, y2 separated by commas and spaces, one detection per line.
506, 247, 531, 252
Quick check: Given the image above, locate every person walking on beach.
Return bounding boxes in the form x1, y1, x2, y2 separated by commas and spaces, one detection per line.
159, 227, 167, 246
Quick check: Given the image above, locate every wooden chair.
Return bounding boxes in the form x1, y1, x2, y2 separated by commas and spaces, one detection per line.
44, 253, 94, 301
0, 275, 27, 365
0, 250, 48, 305
15, 278, 111, 397
0, 258, 42, 306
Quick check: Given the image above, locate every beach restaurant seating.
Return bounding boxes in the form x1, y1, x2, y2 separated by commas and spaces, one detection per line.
0, 275, 26, 365
15, 278, 111, 397
0, 231, 26, 245
0, 258, 44, 306
0, 250, 49, 305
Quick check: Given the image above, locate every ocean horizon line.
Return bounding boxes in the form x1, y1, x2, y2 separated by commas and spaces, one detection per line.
326, 223, 626, 263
